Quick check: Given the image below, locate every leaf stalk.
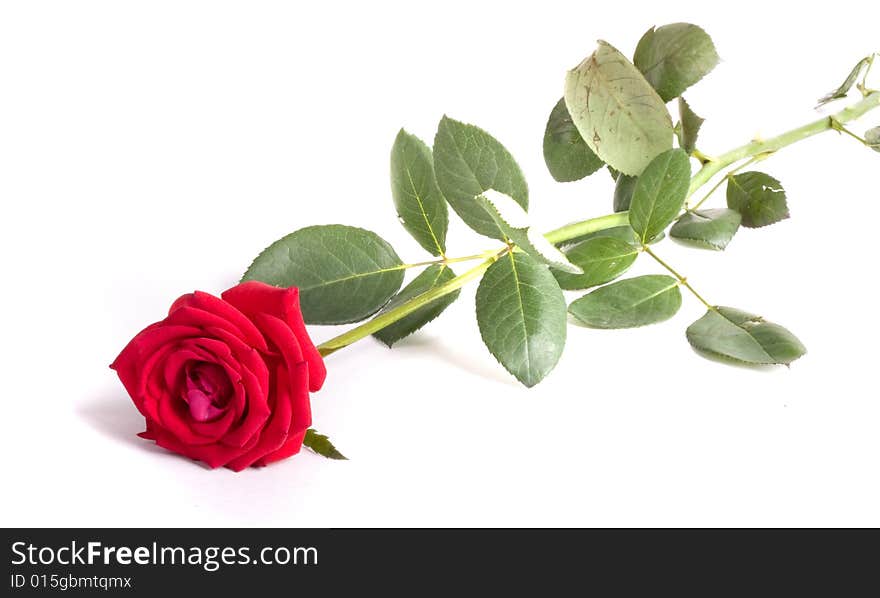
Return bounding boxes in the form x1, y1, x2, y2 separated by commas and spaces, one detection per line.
642, 245, 712, 309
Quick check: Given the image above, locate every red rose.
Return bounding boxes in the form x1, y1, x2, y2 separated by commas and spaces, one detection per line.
111, 281, 326, 471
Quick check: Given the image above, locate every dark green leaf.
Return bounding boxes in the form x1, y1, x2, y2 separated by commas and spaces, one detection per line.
613, 174, 638, 212
543, 97, 604, 182
242, 225, 404, 325
553, 237, 638, 290
670, 208, 741, 250
564, 40, 673, 176
303, 429, 347, 460
726, 171, 789, 228
390, 129, 448, 256
569, 274, 681, 329
476, 252, 567, 387
477, 190, 581, 274
817, 56, 872, 107
373, 265, 459, 347
633, 23, 720, 102
676, 97, 704, 155
866, 126, 880, 152
607, 166, 621, 181
686, 307, 807, 365
433, 116, 529, 239
628, 149, 692, 244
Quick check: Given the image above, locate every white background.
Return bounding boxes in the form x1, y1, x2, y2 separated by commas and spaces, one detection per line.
2, 1, 878, 527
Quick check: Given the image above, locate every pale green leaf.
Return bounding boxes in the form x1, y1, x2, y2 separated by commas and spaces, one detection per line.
628, 149, 692, 244
242, 225, 404, 325
564, 40, 673, 176
476, 252, 567, 387
676, 97, 704, 155
670, 208, 741, 250
553, 237, 638, 290
543, 97, 604, 182
433, 116, 529, 239
478, 190, 582, 274
390, 129, 448, 256
569, 274, 681, 329
373, 265, 459, 347
686, 307, 807, 365
726, 171, 789, 228
633, 23, 720, 102
303, 429, 347, 460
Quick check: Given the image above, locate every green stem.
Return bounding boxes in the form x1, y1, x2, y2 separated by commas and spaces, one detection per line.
687, 91, 880, 198
543, 212, 630, 245
315, 212, 630, 357
316, 92, 880, 358
642, 245, 712, 309
317, 250, 506, 356
691, 149, 715, 165
831, 120, 869, 145
403, 250, 500, 269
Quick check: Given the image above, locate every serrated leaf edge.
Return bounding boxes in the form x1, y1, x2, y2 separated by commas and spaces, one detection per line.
303, 429, 348, 460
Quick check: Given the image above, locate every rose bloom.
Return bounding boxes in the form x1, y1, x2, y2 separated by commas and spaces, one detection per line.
111, 281, 326, 471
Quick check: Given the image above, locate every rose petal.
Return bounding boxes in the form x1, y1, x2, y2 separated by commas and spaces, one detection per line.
148, 425, 250, 469
170, 291, 268, 352
222, 282, 326, 391
224, 362, 302, 471
254, 313, 312, 436
111, 323, 202, 404
183, 335, 275, 448
254, 429, 307, 467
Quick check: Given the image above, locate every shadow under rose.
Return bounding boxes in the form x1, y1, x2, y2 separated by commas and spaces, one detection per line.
77, 393, 168, 456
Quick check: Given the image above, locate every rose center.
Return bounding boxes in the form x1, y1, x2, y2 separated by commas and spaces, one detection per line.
182, 362, 233, 422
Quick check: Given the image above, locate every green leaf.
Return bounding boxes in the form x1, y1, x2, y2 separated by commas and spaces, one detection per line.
726, 171, 789, 228
373, 265, 459, 347
543, 97, 604, 182
669, 208, 742, 250
686, 307, 807, 365
242, 224, 404, 325
676, 97, 704, 155
628, 149, 691, 244
817, 56, 872, 107
303, 429, 347, 460
564, 40, 673, 176
553, 237, 638, 290
633, 23, 720, 102
613, 174, 638, 212
390, 129, 448, 256
569, 274, 681, 329
866, 126, 880, 152
476, 252, 567, 387
477, 190, 582, 274
433, 116, 529, 239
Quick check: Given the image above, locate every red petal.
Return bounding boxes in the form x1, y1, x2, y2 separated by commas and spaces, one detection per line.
222, 282, 326, 392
